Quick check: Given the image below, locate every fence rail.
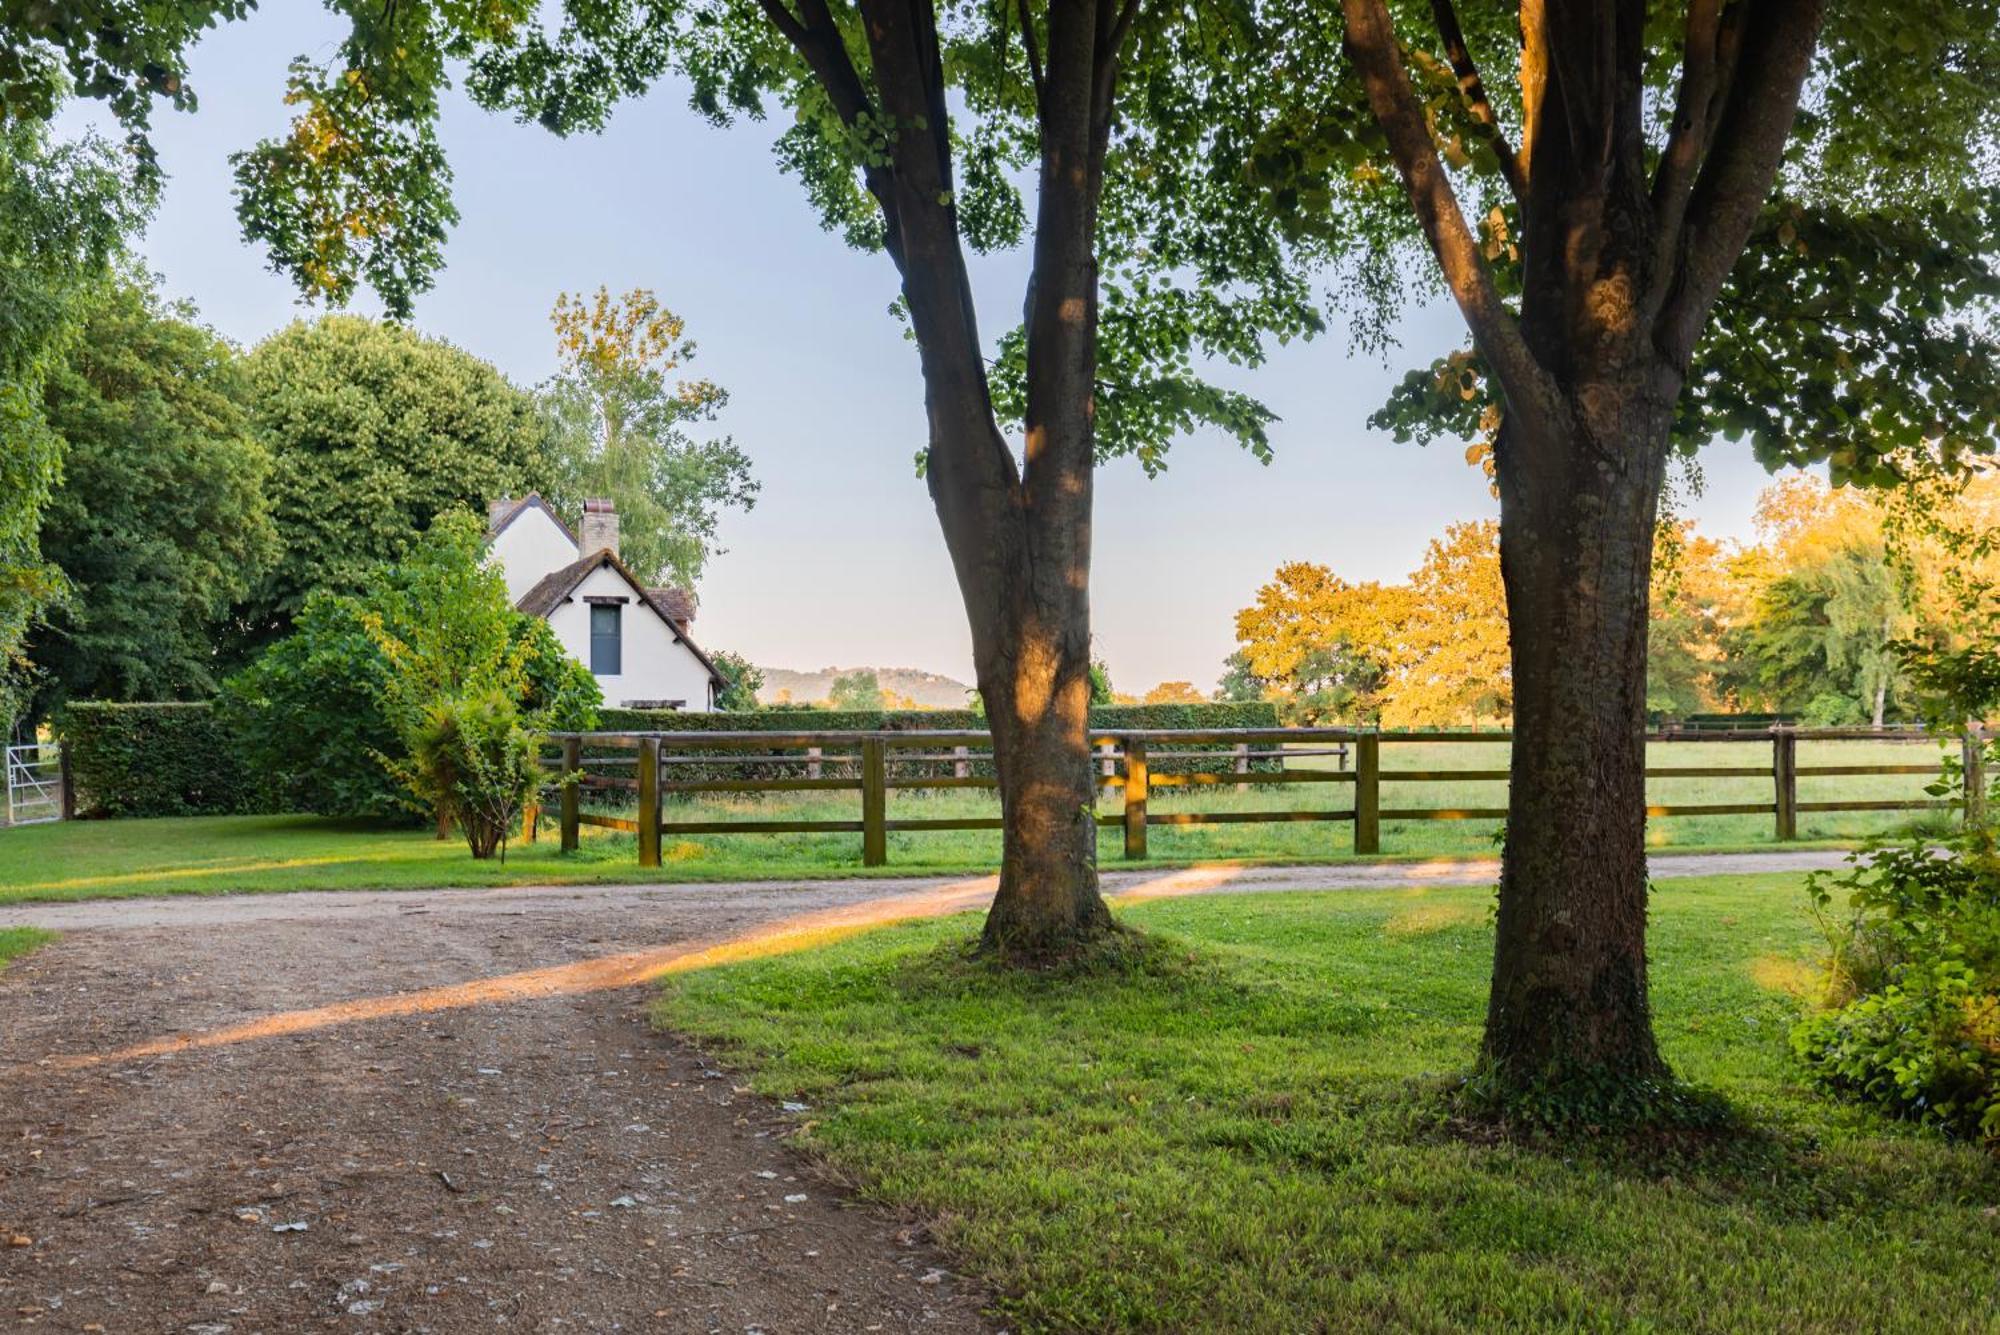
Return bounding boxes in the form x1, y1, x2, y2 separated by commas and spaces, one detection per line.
530, 725, 1985, 869
520, 723, 1984, 871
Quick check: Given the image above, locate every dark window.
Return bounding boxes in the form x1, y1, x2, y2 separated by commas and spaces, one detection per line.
590, 603, 622, 675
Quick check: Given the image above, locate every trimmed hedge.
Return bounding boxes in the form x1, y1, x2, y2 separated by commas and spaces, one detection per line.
584, 701, 1285, 787
57, 701, 268, 818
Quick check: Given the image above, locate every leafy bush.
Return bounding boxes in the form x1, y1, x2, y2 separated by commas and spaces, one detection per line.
1793, 818, 2000, 1144
399, 690, 541, 859
57, 701, 265, 817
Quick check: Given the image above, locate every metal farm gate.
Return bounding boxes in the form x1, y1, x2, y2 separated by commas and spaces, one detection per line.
5, 743, 62, 825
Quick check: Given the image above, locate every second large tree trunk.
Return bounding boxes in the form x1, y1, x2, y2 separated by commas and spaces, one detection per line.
1482, 380, 1676, 1094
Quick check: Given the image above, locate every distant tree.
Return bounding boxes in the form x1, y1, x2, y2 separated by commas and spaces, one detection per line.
827, 668, 884, 713
233, 315, 552, 657
710, 650, 764, 713
1645, 525, 1742, 719
538, 287, 757, 588
1234, 561, 1407, 724
30, 278, 275, 722
1088, 660, 1117, 708
1141, 681, 1204, 706
1213, 651, 1268, 705
1387, 521, 1510, 726
0, 116, 144, 727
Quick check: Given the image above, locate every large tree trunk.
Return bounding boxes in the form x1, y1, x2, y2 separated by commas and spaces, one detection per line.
1483, 371, 1677, 1089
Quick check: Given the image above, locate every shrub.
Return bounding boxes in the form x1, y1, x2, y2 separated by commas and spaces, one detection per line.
399, 691, 541, 860
1792, 830, 2000, 1143
224, 513, 599, 822
57, 701, 264, 817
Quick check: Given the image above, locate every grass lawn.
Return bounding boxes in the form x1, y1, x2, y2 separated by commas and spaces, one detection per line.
0, 926, 54, 968
1, 735, 1954, 903
657, 873, 2000, 1332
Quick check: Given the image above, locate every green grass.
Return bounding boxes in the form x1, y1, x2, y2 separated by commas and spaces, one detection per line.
656, 873, 2000, 1332
3, 736, 1954, 903
0, 926, 54, 968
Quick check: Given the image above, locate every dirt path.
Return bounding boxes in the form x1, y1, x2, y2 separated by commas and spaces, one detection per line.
0, 849, 1844, 1330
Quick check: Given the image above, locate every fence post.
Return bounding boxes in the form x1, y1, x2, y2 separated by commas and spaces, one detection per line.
1964, 727, 1988, 829
637, 736, 662, 868
521, 794, 539, 844
953, 745, 970, 779
861, 736, 887, 867
806, 745, 823, 780
1773, 727, 1798, 841
560, 737, 582, 852
1099, 738, 1117, 778
1122, 736, 1149, 860
1233, 742, 1250, 775
1354, 731, 1380, 855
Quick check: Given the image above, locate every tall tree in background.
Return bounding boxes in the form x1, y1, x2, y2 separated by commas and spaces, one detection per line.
539, 287, 757, 591
30, 278, 275, 721
0, 114, 143, 727
233, 315, 553, 657
1304, 0, 2000, 1107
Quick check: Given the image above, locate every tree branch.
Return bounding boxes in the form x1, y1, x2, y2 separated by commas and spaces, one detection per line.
1341, 0, 1548, 415
1656, 0, 1826, 367
1426, 0, 1524, 202
1015, 0, 1045, 105
758, 0, 906, 261
1649, 0, 1726, 270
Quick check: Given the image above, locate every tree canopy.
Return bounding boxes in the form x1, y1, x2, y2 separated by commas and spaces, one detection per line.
30, 277, 274, 720
538, 287, 757, 590
234, 315, 553, 654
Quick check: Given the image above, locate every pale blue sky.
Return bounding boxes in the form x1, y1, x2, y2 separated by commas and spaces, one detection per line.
61, 11, 1785, 691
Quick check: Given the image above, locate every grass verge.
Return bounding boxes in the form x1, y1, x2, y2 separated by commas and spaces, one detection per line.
656, 873, 2000, 1332
0, 926, 54, 969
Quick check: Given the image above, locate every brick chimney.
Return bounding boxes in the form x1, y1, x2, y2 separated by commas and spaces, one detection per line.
487, 495, 516, 529
580, 498, 620, 556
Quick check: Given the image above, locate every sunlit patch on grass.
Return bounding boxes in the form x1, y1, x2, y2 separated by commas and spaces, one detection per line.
1748, 954, 1821, 1000
664, 840, 707, 863
1382, 903, 1483, 937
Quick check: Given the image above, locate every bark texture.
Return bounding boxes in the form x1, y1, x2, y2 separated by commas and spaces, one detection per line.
1344, 0, 1826, 1095
761, 0, 1135, 959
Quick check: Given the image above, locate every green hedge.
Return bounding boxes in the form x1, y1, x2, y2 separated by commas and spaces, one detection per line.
57, 701, 268, 818
580, 701, 1285, 788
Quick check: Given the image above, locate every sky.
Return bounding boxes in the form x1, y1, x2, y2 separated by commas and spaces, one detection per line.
59, 12, 1792, 693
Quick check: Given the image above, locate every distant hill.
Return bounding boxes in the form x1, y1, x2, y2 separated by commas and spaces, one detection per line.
757, 665, 975, 710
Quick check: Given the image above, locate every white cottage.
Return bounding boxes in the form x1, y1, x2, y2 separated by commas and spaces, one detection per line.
487, 495, 723, 711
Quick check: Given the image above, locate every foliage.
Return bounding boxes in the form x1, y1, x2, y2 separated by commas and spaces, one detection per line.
537, 287, 756, 588
56, 701, 263, 817
708, 650, 764, 712
357, 511, 598, 837
1088, 659, 1116, 708
1794, 587, 2000, 1145
224, 512, 598, 821
1795, 837, 2000, 1145
1212, 650, 1267, 705
29, 276, 274, 722
1141, 681, 1204, 706
403, 689, 542, 859
0, 117, 147, 726
1233, 522, 1507, 726
826, 668, 884, 712
233, 315, 552, 655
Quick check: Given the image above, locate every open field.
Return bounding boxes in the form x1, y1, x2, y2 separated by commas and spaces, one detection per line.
657, 872, 2000, 1332
1, 737, 1957, 902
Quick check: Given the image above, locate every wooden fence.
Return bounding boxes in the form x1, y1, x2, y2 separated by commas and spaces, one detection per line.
532, 726, 1987, 869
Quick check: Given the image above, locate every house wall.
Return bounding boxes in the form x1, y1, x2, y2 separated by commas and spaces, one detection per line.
544, 564, 716, 711
490, 505, 578, 604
